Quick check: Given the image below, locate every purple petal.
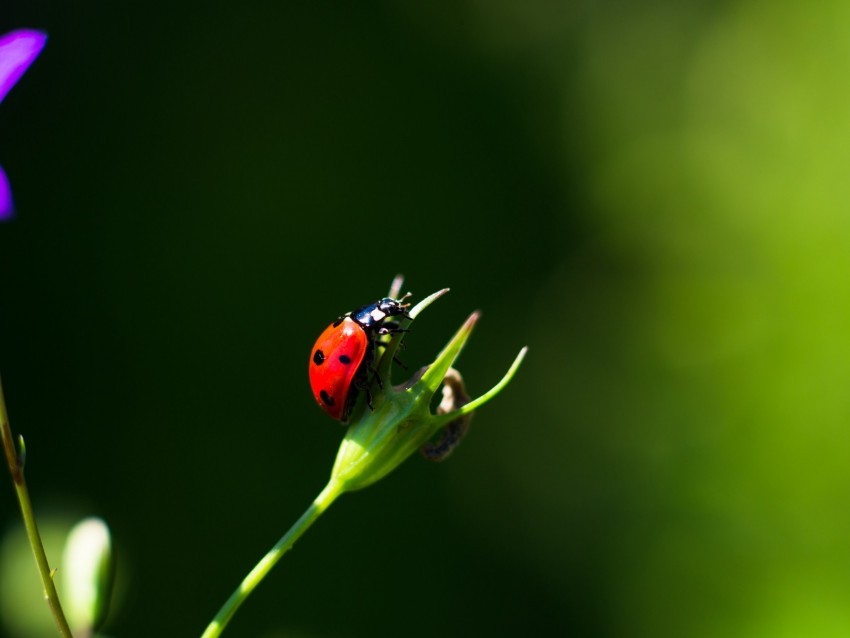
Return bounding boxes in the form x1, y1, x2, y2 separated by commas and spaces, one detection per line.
0, 166, 13, 220
0, 29, 47, 103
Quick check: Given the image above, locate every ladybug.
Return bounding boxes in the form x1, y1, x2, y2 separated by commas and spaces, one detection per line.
309, 296, 410, 422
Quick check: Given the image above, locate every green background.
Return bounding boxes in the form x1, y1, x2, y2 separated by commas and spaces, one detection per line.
3, 1, 850, 636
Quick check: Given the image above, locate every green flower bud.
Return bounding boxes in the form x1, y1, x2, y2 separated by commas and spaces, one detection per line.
330, 288, 527, 492
60, 517, 113, 634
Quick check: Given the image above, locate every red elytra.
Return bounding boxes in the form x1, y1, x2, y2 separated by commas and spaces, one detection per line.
309, 317, 368, 420
309, 297, 410, 422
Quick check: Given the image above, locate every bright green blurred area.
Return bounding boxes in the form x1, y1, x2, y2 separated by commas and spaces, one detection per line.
2, 1, 850, 637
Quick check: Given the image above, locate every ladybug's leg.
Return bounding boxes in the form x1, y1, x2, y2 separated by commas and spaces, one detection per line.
360, 341, 382, 391
352, 374, 376, 411
369, 367, 384, 390
376, 327, 409, 336
376, 321, 409, 336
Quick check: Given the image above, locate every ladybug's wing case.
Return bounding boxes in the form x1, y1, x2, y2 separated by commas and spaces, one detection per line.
309, 318, 368, 420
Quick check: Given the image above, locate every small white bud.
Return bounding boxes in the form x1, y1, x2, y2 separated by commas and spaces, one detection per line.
61, 516, 113, 633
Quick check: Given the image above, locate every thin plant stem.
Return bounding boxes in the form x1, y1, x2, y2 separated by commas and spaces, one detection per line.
201, 479, 344, 638
0, 375, 73, 638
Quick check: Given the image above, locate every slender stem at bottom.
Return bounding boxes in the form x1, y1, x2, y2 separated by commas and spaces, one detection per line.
201, 479, 344, 638
0, 375, 73, 638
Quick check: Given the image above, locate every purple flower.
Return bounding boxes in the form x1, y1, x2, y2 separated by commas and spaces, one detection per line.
0, 29, 47, 220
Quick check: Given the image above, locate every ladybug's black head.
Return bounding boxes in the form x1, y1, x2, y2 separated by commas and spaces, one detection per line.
377, 297, 410, 317
351, 296, 412, 330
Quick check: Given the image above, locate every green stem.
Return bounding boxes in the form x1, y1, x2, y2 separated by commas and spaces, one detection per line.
201, 479, 345, 638
0, 376, 73, 638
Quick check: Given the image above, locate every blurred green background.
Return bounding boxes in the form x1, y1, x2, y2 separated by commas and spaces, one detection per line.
2, 1, 850, 636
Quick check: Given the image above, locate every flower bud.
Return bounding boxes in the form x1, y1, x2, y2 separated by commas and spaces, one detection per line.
329, 288, 527, 492
60, 516, 113, 633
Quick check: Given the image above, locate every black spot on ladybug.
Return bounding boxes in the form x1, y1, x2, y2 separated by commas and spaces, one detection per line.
339, 354, 352, 365
332, 317, 344, 328
313, 350, 325, 366
320, 390, 335, 406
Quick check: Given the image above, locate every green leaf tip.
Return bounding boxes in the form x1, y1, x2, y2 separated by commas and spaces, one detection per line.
409, 287, 450, 319
436, 345, 528, 424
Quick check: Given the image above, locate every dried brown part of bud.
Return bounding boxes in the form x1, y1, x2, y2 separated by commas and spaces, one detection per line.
421, 368, 473, 462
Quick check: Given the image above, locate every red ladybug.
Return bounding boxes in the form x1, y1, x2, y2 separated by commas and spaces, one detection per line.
309, 297, 410, 422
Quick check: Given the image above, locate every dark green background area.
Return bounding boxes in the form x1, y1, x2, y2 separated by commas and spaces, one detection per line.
3, 2, 850, 637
